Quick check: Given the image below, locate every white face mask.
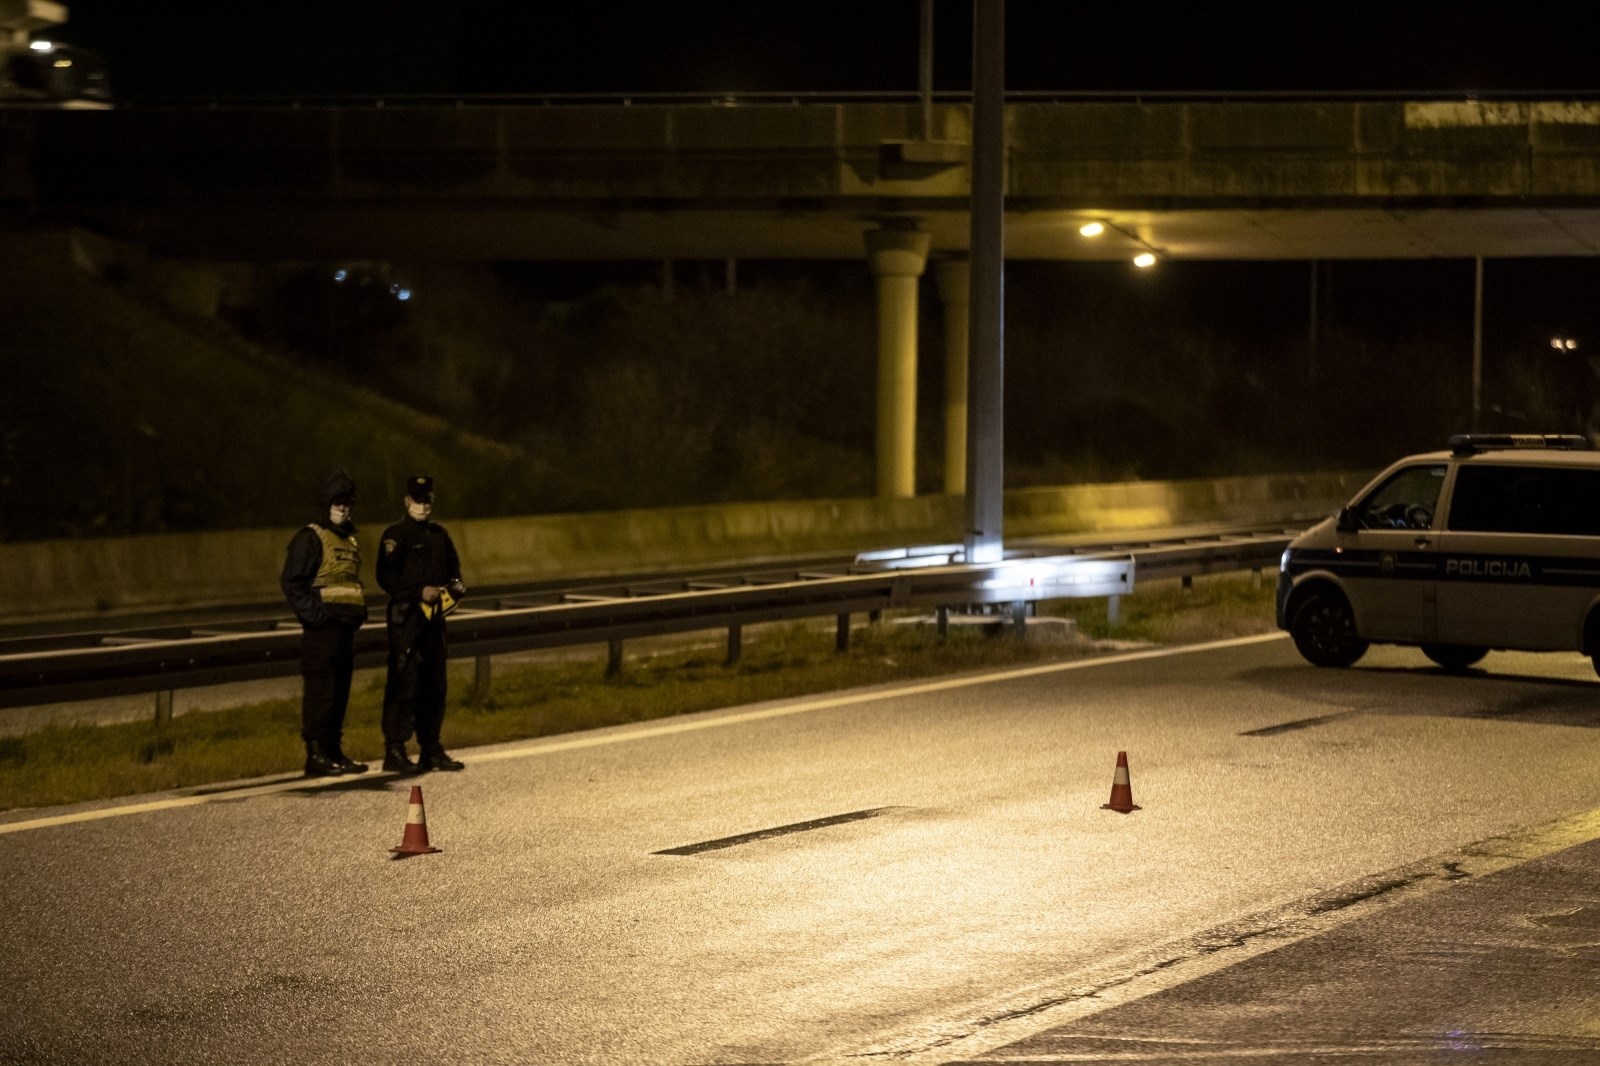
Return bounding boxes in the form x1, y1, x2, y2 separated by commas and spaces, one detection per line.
328, 504, 352, 526
406, 498, 432, 521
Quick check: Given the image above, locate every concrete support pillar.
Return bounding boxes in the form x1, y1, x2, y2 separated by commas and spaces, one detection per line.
864, 225, 932, 499
935, 257, 970, 496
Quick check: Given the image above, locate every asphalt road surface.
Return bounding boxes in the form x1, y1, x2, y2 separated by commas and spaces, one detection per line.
4, 633, 1600, 1065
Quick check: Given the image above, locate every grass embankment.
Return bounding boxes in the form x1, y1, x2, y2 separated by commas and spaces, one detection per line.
0, 574, 1279, 812
0, 231, 543, 539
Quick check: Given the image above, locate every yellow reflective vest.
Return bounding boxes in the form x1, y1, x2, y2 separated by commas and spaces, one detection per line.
309, 524, 364, 607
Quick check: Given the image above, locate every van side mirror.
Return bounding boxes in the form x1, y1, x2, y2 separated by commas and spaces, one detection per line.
1336, 507, 1360, 533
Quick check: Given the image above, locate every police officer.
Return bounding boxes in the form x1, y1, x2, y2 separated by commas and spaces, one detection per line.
281, 468, 370, 777
378, 475, 467, 773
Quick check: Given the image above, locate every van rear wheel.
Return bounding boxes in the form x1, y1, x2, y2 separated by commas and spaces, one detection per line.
1420, 644, 1488, 672
1290, 590, 1368, 668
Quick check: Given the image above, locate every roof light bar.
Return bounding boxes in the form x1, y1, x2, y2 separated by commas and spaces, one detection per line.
1447, 433, 1593, 456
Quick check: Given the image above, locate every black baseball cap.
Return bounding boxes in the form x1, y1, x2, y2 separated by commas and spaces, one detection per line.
406, 475, 435, 503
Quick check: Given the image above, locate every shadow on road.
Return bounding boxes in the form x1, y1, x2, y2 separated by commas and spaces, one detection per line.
1241, 662, 1600, 731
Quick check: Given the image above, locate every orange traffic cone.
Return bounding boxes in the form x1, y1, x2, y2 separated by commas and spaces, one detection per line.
390, 785, 442, 856
1100, 750, 1141, 813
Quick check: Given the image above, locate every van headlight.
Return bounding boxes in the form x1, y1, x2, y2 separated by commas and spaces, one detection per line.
1280, 548, 1292, 573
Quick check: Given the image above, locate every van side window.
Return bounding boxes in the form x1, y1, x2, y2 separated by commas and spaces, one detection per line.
1448, 466, 1600, 535
1354, 464, 1446, 530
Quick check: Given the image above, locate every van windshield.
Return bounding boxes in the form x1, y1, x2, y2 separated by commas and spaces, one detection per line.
1352, 464, 1446, 530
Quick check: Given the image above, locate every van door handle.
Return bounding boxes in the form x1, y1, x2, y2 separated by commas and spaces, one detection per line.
1414, 537, 1432, 548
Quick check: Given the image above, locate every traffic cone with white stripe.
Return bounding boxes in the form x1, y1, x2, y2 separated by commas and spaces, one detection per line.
1101, 750, 1141, 813
390, 785, 442, 856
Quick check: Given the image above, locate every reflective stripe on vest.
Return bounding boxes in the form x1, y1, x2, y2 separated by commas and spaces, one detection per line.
309, 524, 364, 606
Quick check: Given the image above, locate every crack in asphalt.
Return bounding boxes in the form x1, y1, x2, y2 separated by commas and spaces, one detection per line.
1304, 875, 1422, 915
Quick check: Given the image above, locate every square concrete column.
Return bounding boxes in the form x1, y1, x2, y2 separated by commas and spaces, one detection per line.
864, 225, 932, 499
935, 257, 970, 496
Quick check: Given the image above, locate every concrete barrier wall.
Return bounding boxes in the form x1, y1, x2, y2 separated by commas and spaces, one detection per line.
6, 471, 1364, 621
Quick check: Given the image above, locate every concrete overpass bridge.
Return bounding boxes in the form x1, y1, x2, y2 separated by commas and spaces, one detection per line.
7, 93, 1600, 497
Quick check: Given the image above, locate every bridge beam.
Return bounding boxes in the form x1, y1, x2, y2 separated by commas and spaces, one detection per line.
935, 256, 970, 496
864, 224, 932, 499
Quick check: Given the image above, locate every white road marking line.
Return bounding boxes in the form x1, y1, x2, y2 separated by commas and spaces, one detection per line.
0, 632, 1288, 836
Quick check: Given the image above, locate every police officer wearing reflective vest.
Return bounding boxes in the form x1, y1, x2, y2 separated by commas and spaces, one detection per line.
378, 475, 467, 773
280, 469, 370, 777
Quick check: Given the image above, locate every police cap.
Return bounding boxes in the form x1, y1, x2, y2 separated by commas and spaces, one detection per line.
406, 475, 435, 503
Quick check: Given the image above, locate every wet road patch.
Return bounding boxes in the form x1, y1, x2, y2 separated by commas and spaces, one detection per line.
1240, 711, 1353, 736
654, 806, 909, 855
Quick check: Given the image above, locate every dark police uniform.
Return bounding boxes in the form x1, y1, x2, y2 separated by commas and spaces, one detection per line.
280, 469, 369, 777
378, 475, 466, 773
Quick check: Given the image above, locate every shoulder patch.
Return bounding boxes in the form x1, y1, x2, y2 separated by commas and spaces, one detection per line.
383, 538, 398, 555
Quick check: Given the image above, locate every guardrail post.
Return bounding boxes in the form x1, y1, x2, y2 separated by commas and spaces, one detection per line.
1252, 567, 1264, 590
1182, 574, 1193, 591
154, 690, 173, 726
726, 625, 742, 666
836, 613, 850, 652
607, 639, 623, 678
1107, 595, 1122, 625
1011, 601, 1028, 639
474, 655, 492, 701
937, 606, 949, 640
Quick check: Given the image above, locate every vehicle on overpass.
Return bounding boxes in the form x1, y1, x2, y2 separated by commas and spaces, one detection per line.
0, 0, 109, 108
1279, 433, 1600, 675
1, 39, 108, 106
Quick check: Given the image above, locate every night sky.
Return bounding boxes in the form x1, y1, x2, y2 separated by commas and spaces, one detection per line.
51, 1, 1600, 101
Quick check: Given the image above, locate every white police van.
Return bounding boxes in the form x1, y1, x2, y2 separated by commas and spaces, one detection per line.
1277, 434, 1600, 675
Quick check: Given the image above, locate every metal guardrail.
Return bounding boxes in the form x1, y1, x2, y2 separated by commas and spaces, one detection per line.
113, 89, 1600, 110
0, 527, 1297, 711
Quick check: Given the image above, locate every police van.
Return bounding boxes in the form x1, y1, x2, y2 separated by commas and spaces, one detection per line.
1277, 434, 1600, 675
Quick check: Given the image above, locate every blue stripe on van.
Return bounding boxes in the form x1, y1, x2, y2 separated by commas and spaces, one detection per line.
1287, 549, 1600, 586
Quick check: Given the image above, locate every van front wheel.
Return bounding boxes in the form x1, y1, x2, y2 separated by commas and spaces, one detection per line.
1289, 590, 1368, 668
1421, 644, 1488, 672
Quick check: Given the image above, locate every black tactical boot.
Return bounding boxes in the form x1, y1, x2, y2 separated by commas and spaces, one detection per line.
382, 743, 419, 774
304, 740, 347, 778
419, 745, 465, 772
328, 742, 368, 774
